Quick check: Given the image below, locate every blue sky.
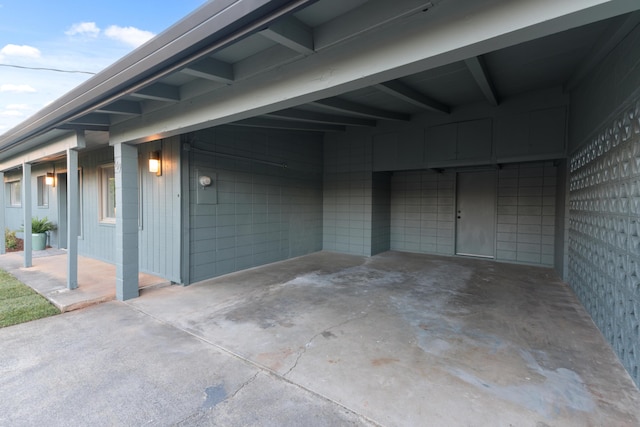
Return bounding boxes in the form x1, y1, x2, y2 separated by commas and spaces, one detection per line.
0, 0, 207, 134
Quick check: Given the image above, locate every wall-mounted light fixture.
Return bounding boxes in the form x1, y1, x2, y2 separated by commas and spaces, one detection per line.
45, 172, 55, 186
149, 151, 162, 176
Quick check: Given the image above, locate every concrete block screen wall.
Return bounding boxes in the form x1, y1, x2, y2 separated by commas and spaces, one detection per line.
568, 95, 640, 387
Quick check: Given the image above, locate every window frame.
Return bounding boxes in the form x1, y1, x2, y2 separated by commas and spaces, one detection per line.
37, 175, 49, 208
7, 180, 21, 207
99, 164, 116, 224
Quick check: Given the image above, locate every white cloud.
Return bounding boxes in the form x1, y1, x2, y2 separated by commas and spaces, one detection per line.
65, 22, 101, 38
0, 44, 41, 59
6, 104, 29, 110
0, 110, 24, 117
104, 25, 155, 48
0, 84, 36, 93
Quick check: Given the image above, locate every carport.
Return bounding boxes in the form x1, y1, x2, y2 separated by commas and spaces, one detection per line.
0, 0, 639, 400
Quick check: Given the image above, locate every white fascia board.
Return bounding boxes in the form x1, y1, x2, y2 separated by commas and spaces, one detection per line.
0, 131, 86, 171
110, 0, 640, 144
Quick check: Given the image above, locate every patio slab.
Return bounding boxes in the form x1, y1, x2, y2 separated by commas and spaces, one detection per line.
0, 250, 168, 312
0, 251, 639, 426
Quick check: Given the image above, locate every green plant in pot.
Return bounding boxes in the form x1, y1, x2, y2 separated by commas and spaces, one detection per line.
31, 216, 56, 251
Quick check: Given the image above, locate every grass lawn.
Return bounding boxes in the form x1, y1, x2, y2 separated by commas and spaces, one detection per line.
0, 270, 60, 328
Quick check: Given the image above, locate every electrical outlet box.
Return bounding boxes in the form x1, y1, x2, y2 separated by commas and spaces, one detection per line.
196, 168, 217, 205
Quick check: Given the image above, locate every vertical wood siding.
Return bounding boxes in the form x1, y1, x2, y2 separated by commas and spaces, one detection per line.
138, 136, 182, 282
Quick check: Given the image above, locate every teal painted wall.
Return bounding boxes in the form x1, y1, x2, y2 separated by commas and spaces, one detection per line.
567, 25, 640, 387
186, 126, 323, 284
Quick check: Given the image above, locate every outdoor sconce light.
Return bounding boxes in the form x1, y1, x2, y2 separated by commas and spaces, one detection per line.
149, 151, 162, 176
199, 175, 213, 187
45, 172, 55, 186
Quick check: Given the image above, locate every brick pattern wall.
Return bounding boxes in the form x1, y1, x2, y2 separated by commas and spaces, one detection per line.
568, 96, 640, 387
390, 171, 455, 255
323, 134, 374, 256
189, 127, 323, 282
496, 162, 557, 266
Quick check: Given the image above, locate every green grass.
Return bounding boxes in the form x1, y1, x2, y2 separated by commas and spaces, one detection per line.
0, 270, 60, 328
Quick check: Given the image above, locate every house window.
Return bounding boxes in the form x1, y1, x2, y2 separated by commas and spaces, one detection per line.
7, 180, 21, 207
37, 176, 49, 207
99, 164, 116, 223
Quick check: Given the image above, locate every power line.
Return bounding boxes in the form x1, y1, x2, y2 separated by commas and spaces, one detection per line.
0, 63, 96, 75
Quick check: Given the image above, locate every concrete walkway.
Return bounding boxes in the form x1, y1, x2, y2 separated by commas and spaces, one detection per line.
1, 251, 639, 426
0, 250, 168, 311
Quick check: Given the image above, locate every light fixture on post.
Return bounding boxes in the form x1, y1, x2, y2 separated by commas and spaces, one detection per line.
45, 172, 55, 186
148, 151, 162, 176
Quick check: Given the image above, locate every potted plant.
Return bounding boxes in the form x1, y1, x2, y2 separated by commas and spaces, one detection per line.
31, 216, 56, 251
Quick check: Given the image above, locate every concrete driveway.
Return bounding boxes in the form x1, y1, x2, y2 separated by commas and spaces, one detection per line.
1, 251, 639, 426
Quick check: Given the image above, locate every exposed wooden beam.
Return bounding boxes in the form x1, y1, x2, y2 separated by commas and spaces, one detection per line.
265, 108, 377, 127
94, 100, 141, 116
230, 117, 345, 132
260, 16, 314, 55
57, 124, 110, 132
131, 83, 180, 102
375, 80, 449, 114
464, 56, 499, 106
565, 11, 640, 91
315, 0, 434, 51
113, 0, 637, 144
181, 57, 234, 84
66, 113, 110, 126
310, 98, 410, 121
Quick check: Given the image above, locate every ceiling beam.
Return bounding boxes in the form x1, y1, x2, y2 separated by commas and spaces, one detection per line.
130, 83, 180, 102
65, 113, 110, 126
464, 56, 499, 106
375, 80, 449, 114
181, 57, 234, 84
264, 108, 377, 127
57, 124, 110, 132
315, 0, 434, 51
260, 16, 314, 55
94, 100, 141, 116
230, 117, 345, 132
565, 11, 640, 92
112, 0, 639, 144
310, 98, 410, 121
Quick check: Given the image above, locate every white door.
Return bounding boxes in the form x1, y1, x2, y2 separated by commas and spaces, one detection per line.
456, 171, 496, 258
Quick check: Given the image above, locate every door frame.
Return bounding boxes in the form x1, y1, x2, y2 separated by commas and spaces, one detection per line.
454, 170, 498, 259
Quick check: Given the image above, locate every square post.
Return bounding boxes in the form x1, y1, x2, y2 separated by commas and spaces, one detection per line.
114, 143, 139, 300
22, 162, 32, 267
0, 172, 5, 254
67, 148, 79, 289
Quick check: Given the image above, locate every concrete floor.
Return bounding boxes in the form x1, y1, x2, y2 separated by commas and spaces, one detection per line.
1, 251, 639, 426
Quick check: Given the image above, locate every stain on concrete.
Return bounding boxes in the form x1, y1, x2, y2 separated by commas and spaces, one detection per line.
202, 384, 227, 409
256, 348, 296, 371
449, 349, 596, 418
371, 358, 399, 366
321, 330, 336, 339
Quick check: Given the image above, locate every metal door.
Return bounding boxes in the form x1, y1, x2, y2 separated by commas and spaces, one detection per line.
456, 171, 496, 258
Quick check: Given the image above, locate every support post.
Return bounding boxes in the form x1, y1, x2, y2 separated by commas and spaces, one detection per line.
114, 143, 139, 300
22, 163, 32, 267
67, 149, 79, 290
0, 172, 5, 254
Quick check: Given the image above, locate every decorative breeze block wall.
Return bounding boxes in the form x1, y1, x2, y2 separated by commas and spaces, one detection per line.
568, 97, 640, 387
